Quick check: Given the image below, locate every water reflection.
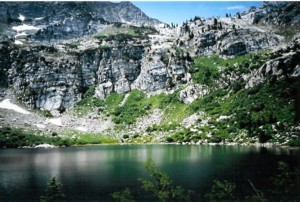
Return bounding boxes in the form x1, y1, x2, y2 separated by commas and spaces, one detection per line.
0, 145, 299, 201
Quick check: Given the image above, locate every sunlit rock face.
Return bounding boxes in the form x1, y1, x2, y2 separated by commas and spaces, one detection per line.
246, 37, 300, 88
0, 2, 299, 112
4, 40, 145, 111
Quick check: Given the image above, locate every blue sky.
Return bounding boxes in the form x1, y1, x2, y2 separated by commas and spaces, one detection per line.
132, 1, 262, 24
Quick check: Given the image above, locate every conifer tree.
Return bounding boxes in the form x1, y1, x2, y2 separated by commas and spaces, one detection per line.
40, 177, 65, 202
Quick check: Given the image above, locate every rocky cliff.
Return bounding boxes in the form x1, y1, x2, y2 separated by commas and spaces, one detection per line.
0, 1, 161, 42
0, 2, 300, 145
1, 1, 297, 112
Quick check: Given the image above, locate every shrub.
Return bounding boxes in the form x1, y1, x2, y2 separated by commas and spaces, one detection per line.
123, 134, 129, 139
287, 138, 300, 147
0, 127, 70, 148
112, 90, 147, 124
270, 161, 300, 201
205, 180, 236, 201
111, 188, 135, 202
166, 137, 174, 143
139, 159, 195, 201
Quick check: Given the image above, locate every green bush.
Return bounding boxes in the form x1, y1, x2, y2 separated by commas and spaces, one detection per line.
111, 188, 135, 202
104, 92, 125, 113
112, 90, 148, 124
287, 138, 300, 147
205, 180, 236, 201
270, 161, 300, 201
165, 137, 174, 143
71, 133, 118, 145
139, 159, 195, 201
146, 123, 178, 132
0, 126, 72, 148
73, 85, 105, 116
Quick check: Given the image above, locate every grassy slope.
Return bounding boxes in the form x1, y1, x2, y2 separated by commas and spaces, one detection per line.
0, 126, 118, 148
70, 50, 298, 145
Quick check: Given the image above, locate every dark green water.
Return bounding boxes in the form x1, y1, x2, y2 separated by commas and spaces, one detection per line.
0, 145, 299, 201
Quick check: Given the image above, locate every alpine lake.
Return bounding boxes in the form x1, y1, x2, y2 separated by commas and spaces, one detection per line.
0, 144, 299, 201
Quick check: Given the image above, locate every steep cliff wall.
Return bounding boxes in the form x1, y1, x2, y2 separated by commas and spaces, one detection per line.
0, 1, 298, 114
4, 40, 145, 111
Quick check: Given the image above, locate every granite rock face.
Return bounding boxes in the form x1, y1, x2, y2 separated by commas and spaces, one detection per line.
3, 40, 147, 111
87, 1, 161, 27
246, 37, 300, 89
0, 2, 299, 112
176, 18, 282, 57
256, 2, 300, 26
179, 84, 210, 104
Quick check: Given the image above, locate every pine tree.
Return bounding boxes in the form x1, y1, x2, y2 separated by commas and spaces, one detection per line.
213, 18, 218, 29
40, 177, 65, 202
219, 22, 223, 30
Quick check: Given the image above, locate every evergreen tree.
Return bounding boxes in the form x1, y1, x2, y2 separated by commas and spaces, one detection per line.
213, 18, 218, 29
207, 25, 211, 31
40, 177, 65, 202
6, 9, 12, 23
219, 22, 223, 30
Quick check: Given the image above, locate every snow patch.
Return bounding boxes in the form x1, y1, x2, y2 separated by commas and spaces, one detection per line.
34, 144, 56, 148
0, 99, 31, 114
12, 24, 40, 32
14, 40, 24, 45
35, 17, 44, 21
46, 118, 62, 126
75, 126, 88, 132
15, 32, 27, 39
18, 14, 25, 22
35, 124, 46, 129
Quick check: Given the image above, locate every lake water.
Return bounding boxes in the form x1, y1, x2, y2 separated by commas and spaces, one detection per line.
0, 145, 299, 201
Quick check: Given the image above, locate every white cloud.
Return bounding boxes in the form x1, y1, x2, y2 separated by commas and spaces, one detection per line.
225, 6, 246, 10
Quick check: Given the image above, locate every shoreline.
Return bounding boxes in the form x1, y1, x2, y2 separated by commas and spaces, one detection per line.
5, 142, 299, 149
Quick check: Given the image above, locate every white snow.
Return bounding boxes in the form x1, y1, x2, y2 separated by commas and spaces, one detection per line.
35, 17, 44, 21
12, 24, 40, 32
34, 144, 56, 148
46, 118, 62, 126
18, 14, 25, 22
75, 126, 88, 132
119, 93, 130, 106
0, 99, 31, 114
35, 124, 46, 129
14, 40, 24, 45
15, 32, 27, 39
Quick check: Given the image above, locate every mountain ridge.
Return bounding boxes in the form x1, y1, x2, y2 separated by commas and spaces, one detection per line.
0, 1, 299, 146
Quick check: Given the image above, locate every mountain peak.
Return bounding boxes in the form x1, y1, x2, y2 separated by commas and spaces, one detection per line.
119, 1, 133, 6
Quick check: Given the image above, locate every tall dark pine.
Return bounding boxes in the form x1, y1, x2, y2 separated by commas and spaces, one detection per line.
40, 177, 65, 202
